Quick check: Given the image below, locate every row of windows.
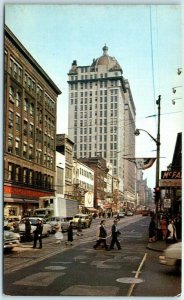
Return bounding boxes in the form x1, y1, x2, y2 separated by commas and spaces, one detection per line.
9, 83, 55, 115
6, 163, 54, 189
70, 89, 118, 98
6, 53, 56, 113
74, 126, 117, 135
70, 71, 120, 80
74, 142, 117, 151
7, 135, 54, 168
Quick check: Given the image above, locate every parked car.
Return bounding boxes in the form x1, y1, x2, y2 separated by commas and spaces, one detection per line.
49, 216, 73, 233
159, 242, 181, 271
72, 214, 91, 228
19, 217, 51, 241
114, 212, 125, 219
4, 229, 20, 251
126, 211, 134, 216
4, 216, 20, 230
142, 210, 150, 216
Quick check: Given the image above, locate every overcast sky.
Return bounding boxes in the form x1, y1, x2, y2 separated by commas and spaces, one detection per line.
4, 3, 183, 188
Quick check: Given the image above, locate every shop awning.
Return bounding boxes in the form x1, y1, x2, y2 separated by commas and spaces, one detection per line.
4, 198, 38, 204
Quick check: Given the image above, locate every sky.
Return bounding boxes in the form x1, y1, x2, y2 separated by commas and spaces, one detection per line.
3, 2, 183, 189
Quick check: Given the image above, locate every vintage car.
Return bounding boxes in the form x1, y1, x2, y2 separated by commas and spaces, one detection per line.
19, 217, 51, 240
71, 214, 91, 228
4, 229, 20, 251
159, 242, 181, 271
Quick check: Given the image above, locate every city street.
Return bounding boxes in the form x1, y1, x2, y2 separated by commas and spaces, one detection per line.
3, 215, 181, 297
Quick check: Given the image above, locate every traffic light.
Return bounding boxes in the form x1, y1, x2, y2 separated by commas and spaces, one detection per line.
153, 186, 161, 202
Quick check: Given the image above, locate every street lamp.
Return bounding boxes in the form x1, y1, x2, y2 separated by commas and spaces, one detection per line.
135, 95, 161, 218
172, 97, 182, 105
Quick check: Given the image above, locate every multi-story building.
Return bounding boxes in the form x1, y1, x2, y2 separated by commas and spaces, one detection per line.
73, 158, 94, 213
80, 157, 109, 210
4, 25, 61, 218
68, 45, 136, 204
56, 134, 74, 199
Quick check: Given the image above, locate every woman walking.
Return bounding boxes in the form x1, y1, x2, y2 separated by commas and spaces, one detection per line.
66, 221, 73, 246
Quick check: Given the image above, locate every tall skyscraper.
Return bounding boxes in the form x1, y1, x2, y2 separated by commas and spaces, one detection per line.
68, 45, 136, 206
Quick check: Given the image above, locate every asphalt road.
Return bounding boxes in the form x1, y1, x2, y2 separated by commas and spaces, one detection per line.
3, 215, 181, 297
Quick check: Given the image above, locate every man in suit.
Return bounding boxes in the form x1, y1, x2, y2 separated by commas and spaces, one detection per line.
110, 219, 121, 250
93, 220, 109, 250
33, 218, 43, 249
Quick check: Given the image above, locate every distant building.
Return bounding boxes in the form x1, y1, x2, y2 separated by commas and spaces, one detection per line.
4, 25, 61, 218
68, 45, 136, 207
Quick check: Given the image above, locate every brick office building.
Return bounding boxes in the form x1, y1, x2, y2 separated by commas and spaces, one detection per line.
4, 25, 61, 218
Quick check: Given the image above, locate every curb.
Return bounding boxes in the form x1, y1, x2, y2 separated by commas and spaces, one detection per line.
146, 243, 165, 253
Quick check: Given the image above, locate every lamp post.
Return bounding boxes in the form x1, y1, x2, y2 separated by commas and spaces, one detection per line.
135, 95, 161, 218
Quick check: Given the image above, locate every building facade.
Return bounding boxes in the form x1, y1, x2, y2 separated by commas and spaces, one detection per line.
4, 25, 61, 218
73, 158, 94, 213
56, 134, 74, 200
68, 45, 136, 204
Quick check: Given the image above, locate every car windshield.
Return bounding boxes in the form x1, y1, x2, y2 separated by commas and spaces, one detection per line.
21, 218, 37, 225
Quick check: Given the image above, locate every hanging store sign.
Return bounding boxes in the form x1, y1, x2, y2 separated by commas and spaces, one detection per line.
161, 171, 182, 179
160, 179, 182, 187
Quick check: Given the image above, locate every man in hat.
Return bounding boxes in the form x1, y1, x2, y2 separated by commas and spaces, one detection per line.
33, 218, 43, 249
110, 219, 121, 250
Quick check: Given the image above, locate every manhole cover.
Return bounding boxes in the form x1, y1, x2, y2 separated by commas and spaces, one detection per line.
45, 266, 66, 270
116, 277, 144, 284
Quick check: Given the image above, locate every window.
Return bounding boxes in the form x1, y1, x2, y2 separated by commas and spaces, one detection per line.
30, 102, 34, 116
8, 163, 13, 180
23, 121, 28, 135
15, 166, 20, 181
30, 124, 34, 138
23, 143, 28, 159
8, 136, 13, 153
23, 168, 27, 183
8, 110, 13, 128
9, 86, 14, 102
15, 140, 20, 156
24, 98, 28, 112
16, 92, 21, 107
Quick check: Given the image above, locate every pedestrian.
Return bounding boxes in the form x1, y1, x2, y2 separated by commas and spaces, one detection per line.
93, 220, 109, 250
110, 219, 121, 250
160, 216, 168, 240
25, 217, 31, 242
66, 221, 73, 246
166, 219, 177, 244
77, 217, 83, 236
174, 213, 181, 240
148, 216, 157, 242
54, 222, 63, 244
33, 218, 43, 249
13, 219, 20, 233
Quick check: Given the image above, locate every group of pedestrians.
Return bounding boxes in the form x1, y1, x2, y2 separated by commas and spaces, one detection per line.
148, 213, 181, 244
93, 219, 122, 251
26, 216, 122, 251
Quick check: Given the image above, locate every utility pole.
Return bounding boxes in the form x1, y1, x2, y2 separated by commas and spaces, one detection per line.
155, 95, 161, 219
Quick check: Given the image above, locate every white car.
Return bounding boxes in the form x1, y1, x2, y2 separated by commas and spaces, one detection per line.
19, 217, 51, 240
4, 230, 20, 251
159, 242, 181, 271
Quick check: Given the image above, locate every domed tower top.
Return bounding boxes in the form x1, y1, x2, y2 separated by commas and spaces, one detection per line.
103, 44, 108, 55
91, 45, 122, 72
